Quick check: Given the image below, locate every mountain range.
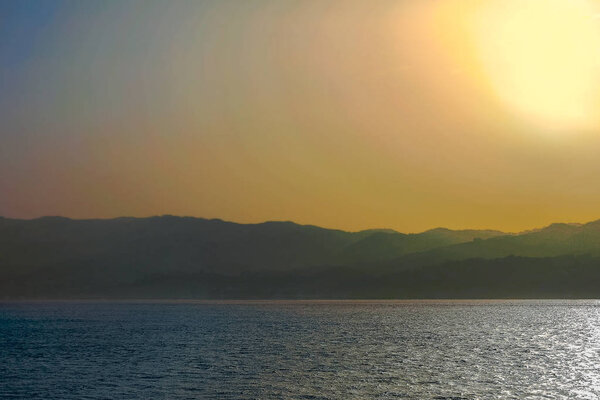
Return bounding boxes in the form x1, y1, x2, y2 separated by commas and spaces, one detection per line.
2, 216, 600, 299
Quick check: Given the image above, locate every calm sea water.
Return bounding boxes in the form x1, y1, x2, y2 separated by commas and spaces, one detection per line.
1, 300, 600, 399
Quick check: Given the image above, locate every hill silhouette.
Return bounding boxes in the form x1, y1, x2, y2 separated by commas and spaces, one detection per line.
1, 216, 600, 299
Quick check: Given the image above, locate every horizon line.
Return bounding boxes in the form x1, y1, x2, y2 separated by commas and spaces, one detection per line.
1, 214, 597, 236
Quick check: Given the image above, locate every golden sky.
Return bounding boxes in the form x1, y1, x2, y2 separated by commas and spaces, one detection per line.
2, 0, 600, 232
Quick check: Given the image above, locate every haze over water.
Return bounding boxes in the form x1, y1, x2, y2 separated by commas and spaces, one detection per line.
2, 300, 599, 399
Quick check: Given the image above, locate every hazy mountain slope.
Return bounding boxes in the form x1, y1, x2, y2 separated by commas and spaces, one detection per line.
0, 216, 358, 275
2, 216, 600, 299
397, 220, 600, 267
0, 216, 503, 276
337, 228, 505, 263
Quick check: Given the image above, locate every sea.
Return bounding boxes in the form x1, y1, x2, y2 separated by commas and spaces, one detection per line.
1, 300, 599, 399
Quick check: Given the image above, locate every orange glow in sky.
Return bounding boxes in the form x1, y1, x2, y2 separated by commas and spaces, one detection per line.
2, 0, 600, 232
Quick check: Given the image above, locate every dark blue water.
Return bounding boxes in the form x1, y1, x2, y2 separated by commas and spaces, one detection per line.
2, 300, 600, 399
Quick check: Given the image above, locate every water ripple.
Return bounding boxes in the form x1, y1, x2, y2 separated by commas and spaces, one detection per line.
1, 300, 600, 399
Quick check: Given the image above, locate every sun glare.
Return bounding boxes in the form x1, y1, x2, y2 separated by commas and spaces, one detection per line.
467, 0, 600, 131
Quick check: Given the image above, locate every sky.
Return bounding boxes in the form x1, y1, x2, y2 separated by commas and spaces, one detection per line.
2, 0, 600, 233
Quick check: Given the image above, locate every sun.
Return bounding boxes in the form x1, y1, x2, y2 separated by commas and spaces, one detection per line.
467, 0, 600, 131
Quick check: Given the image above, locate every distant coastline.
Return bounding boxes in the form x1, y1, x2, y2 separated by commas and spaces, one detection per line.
2, 215, 600, 299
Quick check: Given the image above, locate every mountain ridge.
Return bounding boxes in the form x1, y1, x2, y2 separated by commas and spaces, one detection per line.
2, 215, 600, 299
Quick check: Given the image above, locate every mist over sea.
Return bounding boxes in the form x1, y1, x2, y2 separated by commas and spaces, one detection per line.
2, 300, 599, 399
